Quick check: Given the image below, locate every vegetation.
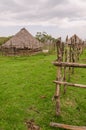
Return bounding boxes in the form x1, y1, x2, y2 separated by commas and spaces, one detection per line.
0, 36, 12, 45
35, 32, 56, 43
0, 51, 86, 130
35, 32, 57, 51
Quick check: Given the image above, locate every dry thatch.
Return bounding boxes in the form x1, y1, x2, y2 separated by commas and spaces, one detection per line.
1, 28, 42, 55
1, 28, 42, 49
67, 34, 83, 44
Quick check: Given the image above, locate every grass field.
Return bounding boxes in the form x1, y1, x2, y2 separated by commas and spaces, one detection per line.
0, 52, 86, 130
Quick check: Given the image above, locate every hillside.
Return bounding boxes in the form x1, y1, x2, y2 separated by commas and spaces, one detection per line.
0, 36, 12, 45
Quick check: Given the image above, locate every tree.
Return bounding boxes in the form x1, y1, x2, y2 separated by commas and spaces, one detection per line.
35, 32, 57, 51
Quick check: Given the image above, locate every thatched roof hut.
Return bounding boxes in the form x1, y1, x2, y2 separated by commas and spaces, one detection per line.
1, 28, 42, 55
66, 34, 84, 53
67, 34, 83, 45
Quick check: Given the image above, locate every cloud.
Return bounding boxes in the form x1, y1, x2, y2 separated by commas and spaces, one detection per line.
0, 0, 86, 39
0, 0, 86, 26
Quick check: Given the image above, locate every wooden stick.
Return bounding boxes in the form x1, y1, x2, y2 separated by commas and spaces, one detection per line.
63, 66, 66, 93
50, 122, 86, 130
68, 45, 72, 80
54, 81, 86, 88
55, 84, 60, 116
71, 39, 75, 73
53, 62, 86, 68
54, 38, 62, 116
63, 37, 68, 93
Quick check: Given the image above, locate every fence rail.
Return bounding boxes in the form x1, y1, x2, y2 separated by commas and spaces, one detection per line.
53, 35, 86, 116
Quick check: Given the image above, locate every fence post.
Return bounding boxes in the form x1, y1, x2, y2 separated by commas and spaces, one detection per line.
54, 38, 62, 116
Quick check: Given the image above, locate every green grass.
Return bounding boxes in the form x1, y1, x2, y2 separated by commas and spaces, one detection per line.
0, 36, 12, 45
0, 52, 86, 130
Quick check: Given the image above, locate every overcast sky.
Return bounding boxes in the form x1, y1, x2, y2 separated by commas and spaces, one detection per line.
0, 0, 86, 40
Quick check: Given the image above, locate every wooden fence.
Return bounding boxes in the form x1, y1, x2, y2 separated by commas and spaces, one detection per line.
53, 35, 86, 116
51, 35, 86, 129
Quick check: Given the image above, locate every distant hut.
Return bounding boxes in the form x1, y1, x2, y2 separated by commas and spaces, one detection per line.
67, 34, 83, 44
1, 28, 42, 56
67, 34, 84, 52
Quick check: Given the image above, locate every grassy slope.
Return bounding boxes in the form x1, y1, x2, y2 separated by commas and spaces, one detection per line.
0, 52, 86, 130
0, 36, 12, 45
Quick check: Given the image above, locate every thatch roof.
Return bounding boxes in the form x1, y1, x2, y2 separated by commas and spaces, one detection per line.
67, 34, 83, 44
1, 28, 42, 49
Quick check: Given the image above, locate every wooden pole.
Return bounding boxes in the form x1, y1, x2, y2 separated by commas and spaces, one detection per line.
50, 122, 86, 130
53, 61, 86, 68
54, 38, 62, 116
71, 39, 75, 74
63, 36, 68, 94
63, 65, 66, 94
54, 81, 86, 88
68, 44, 72, 80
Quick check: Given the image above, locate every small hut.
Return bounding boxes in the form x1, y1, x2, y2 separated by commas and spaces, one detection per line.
67, 34, 84, 52
67, 34, 83, 44
1, 28, 42, 56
